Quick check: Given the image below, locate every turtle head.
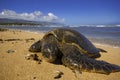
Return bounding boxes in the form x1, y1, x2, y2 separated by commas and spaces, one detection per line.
42, 43, 58, 63
29, 40, 41, 52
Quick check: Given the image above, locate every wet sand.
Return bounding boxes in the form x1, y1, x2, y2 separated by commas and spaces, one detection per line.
0, 29, 120, 80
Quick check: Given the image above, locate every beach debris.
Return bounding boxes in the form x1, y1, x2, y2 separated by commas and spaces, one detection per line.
17, 74, 20, 76
38, 59, 42, 64
0, 28, 8, 31
19, 30, 21, 32
33, 77, 36, 79
0, 39, 3, 43
25, 53, 42, 64
13, 31, 16, 34
7, 49, 15, 53
25, 38, 35, 42
0, 39, 3, 41
11, 42, 14, 44
54, 70, 64, 79
5, 39, 22, 41
25, 53, 39, 61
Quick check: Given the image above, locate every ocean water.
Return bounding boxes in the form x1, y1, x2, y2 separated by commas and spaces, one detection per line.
0, 26, 120, 47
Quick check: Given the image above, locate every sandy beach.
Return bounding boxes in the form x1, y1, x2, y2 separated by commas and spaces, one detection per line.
0, 29, 120, 80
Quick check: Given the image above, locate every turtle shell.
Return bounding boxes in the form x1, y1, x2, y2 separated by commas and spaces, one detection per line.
44, 28, 100, 58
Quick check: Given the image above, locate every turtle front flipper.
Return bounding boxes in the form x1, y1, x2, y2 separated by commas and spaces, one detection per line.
61, 44, 120, 75
41, 43, 59, 63
41, 35, 61, 63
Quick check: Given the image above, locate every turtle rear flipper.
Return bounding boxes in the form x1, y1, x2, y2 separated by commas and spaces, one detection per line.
62, 52, 120, 75
61, 44, 120, 75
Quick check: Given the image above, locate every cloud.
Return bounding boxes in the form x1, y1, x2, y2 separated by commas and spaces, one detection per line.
42, 13, 58, 21
0, 9, 65, 23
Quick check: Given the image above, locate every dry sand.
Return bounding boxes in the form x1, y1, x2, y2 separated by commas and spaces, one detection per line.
0, 29, 120, 80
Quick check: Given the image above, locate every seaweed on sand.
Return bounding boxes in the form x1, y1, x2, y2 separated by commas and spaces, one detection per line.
0, 28, 8, 32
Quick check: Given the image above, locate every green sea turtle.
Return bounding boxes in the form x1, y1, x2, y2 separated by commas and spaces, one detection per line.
29, 28, 120, 74
29, 28, 106, 58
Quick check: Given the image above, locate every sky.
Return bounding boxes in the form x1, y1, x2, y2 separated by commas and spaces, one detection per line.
0, 0, 120, 25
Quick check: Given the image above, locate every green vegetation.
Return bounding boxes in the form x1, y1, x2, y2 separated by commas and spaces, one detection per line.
0, 18, 64, 26
0, 28, 8, 31
0, 22, 44, 26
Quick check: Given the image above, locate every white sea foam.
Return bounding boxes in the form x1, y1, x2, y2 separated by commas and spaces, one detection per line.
25, 30, 45, 34
94, 43, 120, 48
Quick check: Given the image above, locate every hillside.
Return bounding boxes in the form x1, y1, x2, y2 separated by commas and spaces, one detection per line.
0, 18, 64, 26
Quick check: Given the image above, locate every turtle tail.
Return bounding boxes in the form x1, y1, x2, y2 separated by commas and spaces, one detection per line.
62, 53, 120, 75
97, 48, 107, 53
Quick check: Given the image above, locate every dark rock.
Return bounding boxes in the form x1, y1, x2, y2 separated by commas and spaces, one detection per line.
33, 77, 36, 79
7, 49, 15, 53
54, 74, 61, 79
38, 59, 42, 64
54, 70, 64, 79
25, 53, 39, 61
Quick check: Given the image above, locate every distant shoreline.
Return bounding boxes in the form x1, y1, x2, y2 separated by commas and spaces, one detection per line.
0, 27, 120, 48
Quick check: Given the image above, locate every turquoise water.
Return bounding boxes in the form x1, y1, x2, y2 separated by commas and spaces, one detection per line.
0, 26, 120, 47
